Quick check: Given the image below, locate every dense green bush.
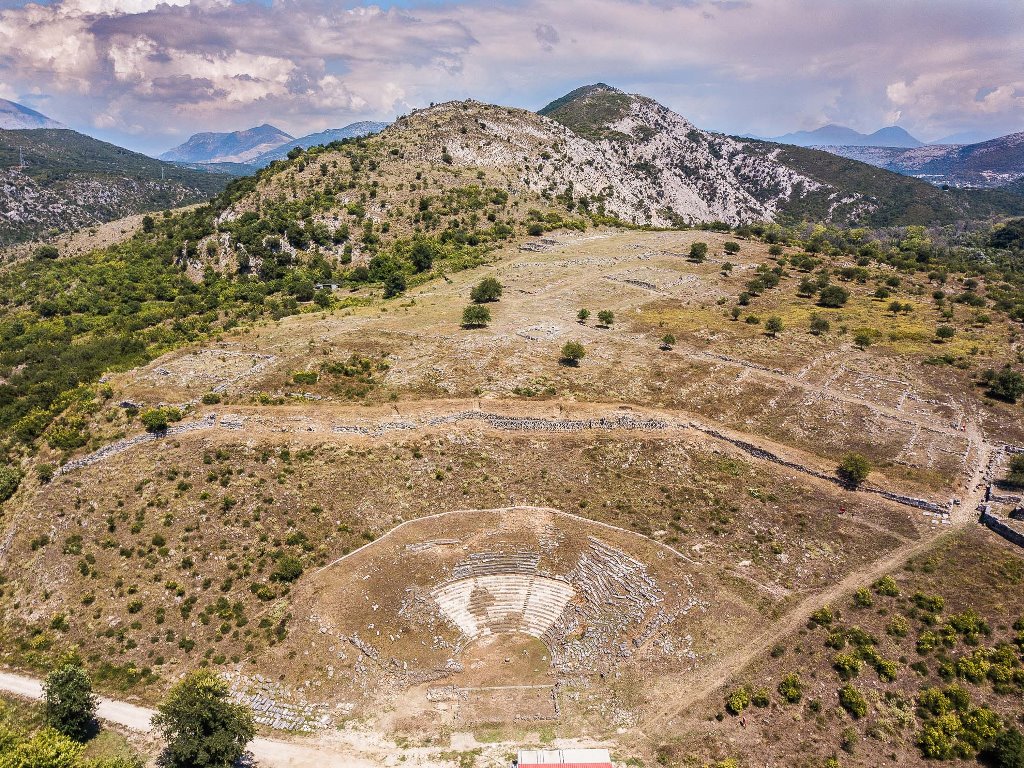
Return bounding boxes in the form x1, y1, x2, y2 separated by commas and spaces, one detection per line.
818, 285, 850, 307
470, 277, 503, 303
43, 664, 96, 741
560, 341, 586, 366
778, 673, 802, 703
0, 466, 21, 504
838, 684, 868, 718
152, 670, 254, 768
461, 305, 491, 328
837, 452, 871, 487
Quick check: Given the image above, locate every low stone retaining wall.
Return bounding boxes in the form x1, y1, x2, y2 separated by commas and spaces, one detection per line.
980, 505, 1024, 548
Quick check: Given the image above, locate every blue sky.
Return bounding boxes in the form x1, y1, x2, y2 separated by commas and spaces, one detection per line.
1, 0, 1021, 155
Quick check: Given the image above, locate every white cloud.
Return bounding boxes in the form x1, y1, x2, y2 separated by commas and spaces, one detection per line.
0, 0, 1021, 152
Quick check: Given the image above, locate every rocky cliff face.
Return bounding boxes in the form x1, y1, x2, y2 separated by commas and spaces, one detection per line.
386, 89, 824, 226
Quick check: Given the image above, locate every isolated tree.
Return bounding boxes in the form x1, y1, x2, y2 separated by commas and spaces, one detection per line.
597, 310, 614, 327
723, 241, 741, 255
153, 670, 254, 768
809, 314, 830, 335
660, 334, 676, 350
44, 663, 97, 741
140, 407, 180, 433
768, 243, 784, 257
935, 325, 955, 341
688, 242, 708, 262
837, 452, 871, 488
461, 304, 491, 328
819, 285, 850, 308
577, 308, 590, 324
470, 277, 503, 303
797, 277, 817, 297
560, 341, 586, 366
730, 306, 741, 321
765, 316, 783, 337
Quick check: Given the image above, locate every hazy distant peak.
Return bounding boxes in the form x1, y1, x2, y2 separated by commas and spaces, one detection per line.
0, 98, 67, 130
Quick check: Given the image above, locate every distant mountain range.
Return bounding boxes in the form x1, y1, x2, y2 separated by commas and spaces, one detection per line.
160, 121, 389, 170
0, 98, 67, 130
820, 132, 1024, 189
771, 124, 924, 148
159, 124, 294, 164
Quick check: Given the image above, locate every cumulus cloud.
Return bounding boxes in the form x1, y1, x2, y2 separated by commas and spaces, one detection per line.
0, 0, 1020, 153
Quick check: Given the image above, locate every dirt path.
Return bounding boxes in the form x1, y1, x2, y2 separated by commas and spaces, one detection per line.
0, 670, 404, 767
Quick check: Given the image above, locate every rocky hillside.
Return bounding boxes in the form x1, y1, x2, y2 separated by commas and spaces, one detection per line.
822, 131, 1024, 188
193, 85, 1024, 287
0, 129, 230, 245
160, 124, 294, 164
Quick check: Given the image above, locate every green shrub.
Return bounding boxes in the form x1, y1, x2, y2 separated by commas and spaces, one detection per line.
152, 670, 254, 768
0, 466, 22, 504
838, 684, 868, 718
560, 341, 586, 366
271, 555, 303, 583
140, 407, 182, 433
461, 304, 491, 328
725, 687, 750, 715
852, 587, 873, 608
778, 673, 802, 703
819, 285, 850, 308
597, 309, 614, 327
837, 452, 871, 487
688, 242, 708, 262
873, 575, 899, 597
834, 653, 862, 681
44, 663, 97, 741
470, 277, 503, 303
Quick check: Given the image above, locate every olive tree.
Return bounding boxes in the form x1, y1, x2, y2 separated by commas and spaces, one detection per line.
837, 452, 871, 488
470, 277, 503, 303
461, 304, 491, 328
560, 341, 586, 366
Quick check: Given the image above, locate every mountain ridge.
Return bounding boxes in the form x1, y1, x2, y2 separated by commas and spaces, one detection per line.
772, 123, 923, 148
0, 98, 67, 130
159, 123, 294, 164
820, 131, 1024, 188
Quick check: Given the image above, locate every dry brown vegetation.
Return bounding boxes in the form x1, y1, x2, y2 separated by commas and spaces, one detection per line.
1, 226, 1022, 766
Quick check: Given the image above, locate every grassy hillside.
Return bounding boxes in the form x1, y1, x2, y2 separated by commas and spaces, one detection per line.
538, 82, 636, 141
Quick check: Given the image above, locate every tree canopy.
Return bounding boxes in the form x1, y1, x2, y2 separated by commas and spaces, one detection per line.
152, 670, 255, 768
